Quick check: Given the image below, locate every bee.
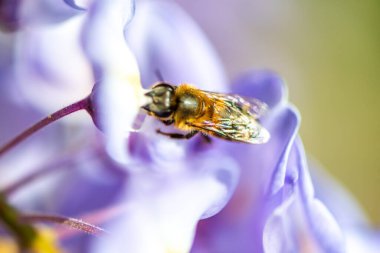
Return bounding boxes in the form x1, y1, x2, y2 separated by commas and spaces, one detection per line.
142, 82, 270, 144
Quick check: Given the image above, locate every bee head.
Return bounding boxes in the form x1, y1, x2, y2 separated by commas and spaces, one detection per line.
143, 82, 176, 118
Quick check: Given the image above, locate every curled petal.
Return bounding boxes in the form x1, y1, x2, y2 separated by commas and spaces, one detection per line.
126, 1, 227, 91
63, 0, 91, 11
267, 106, 300, 196
81, 0, 143, 164
197, 152, 240, 219
296, 139, 345, 253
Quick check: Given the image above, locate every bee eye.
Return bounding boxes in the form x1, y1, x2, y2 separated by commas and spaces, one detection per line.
152, 82, 175, 94
142, 82, 176, 118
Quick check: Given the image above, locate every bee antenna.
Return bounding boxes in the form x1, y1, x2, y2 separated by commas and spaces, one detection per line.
155, 69, 165, 82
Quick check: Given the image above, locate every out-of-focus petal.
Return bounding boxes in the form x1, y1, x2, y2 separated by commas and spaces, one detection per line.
14, 15, 93, 115
266, 106, 300, 196
310, 161, 369, 228
91, 151, 238, 253
231, 70, 288, 109
193, 106, 301, 252
1, 0, 82, 32
296, 139, 345, 253
263, 187, 296, 253
126, 0, 227, 91
0, 0, 21, 32
63, 0, 92, 11
310, 162, 380, 253
346, 229, 380, 253
19, 0, 81, 26
48, 159, 127, 217
81, 0, 144, 165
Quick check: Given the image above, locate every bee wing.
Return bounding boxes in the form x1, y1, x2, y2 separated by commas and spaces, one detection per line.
188, 91, 270, 144
237, 95, 268, 119
206, 91, 268, 119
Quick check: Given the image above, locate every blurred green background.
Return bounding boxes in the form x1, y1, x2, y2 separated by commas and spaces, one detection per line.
177, 0, 380, 224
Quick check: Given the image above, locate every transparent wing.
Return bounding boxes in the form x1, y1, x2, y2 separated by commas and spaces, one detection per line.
187, 91, 270, 144
206, 91, 268, 119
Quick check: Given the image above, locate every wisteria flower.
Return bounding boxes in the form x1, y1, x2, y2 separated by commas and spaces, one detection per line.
0, 0, 378, 253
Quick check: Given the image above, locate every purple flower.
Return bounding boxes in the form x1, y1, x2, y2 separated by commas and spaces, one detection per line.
0, 0, 378, 253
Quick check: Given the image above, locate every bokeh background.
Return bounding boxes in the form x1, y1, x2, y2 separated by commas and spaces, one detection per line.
176, 0, 380, 224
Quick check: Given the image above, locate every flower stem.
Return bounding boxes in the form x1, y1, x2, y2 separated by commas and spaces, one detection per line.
21, 214, 106, 236
0, 97, 90, 157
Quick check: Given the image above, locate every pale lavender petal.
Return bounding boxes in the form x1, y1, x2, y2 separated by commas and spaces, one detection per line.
310, 162, 369, 228
14, 15, 93, 113
263, 186, 296, 253
296, 139, 345, 253
310, 163, 380, 252
90, 152, 238, 253
346, 229, 380, 253
18, 0, 81, 26
266, 106, 300, 196
0, 0, 80, 31
126, 1, 227, 91
63, 0, 91, 11
81, 0, 144, 164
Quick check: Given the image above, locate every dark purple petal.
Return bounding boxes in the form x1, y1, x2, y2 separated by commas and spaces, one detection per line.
0, 0, 21, 32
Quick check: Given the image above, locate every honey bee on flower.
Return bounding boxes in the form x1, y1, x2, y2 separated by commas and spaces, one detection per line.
142, 82, 270, 144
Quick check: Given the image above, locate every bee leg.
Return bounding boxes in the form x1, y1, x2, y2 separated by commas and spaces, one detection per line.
156, 129, 199, 139
161, 119, 174, 126
201, 134, 212, 143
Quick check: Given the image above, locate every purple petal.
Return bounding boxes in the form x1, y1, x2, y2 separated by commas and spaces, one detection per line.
310, 162, 369, 229
192, 105, 301, 252
231, 69, 288, 109
89, 152, 238, 253
0, 0, 21, 31
48, 162, 127, 217
125, 1, 227, 91
266, 106, 300, 196
14, 16, 93, 112
18, 0, 81, 26
63, 0, 89, 11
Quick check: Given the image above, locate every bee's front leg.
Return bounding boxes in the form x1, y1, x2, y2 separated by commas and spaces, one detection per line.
156, 129, 199, 139
161, 119, 174, 126
201, 133, 212, 143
